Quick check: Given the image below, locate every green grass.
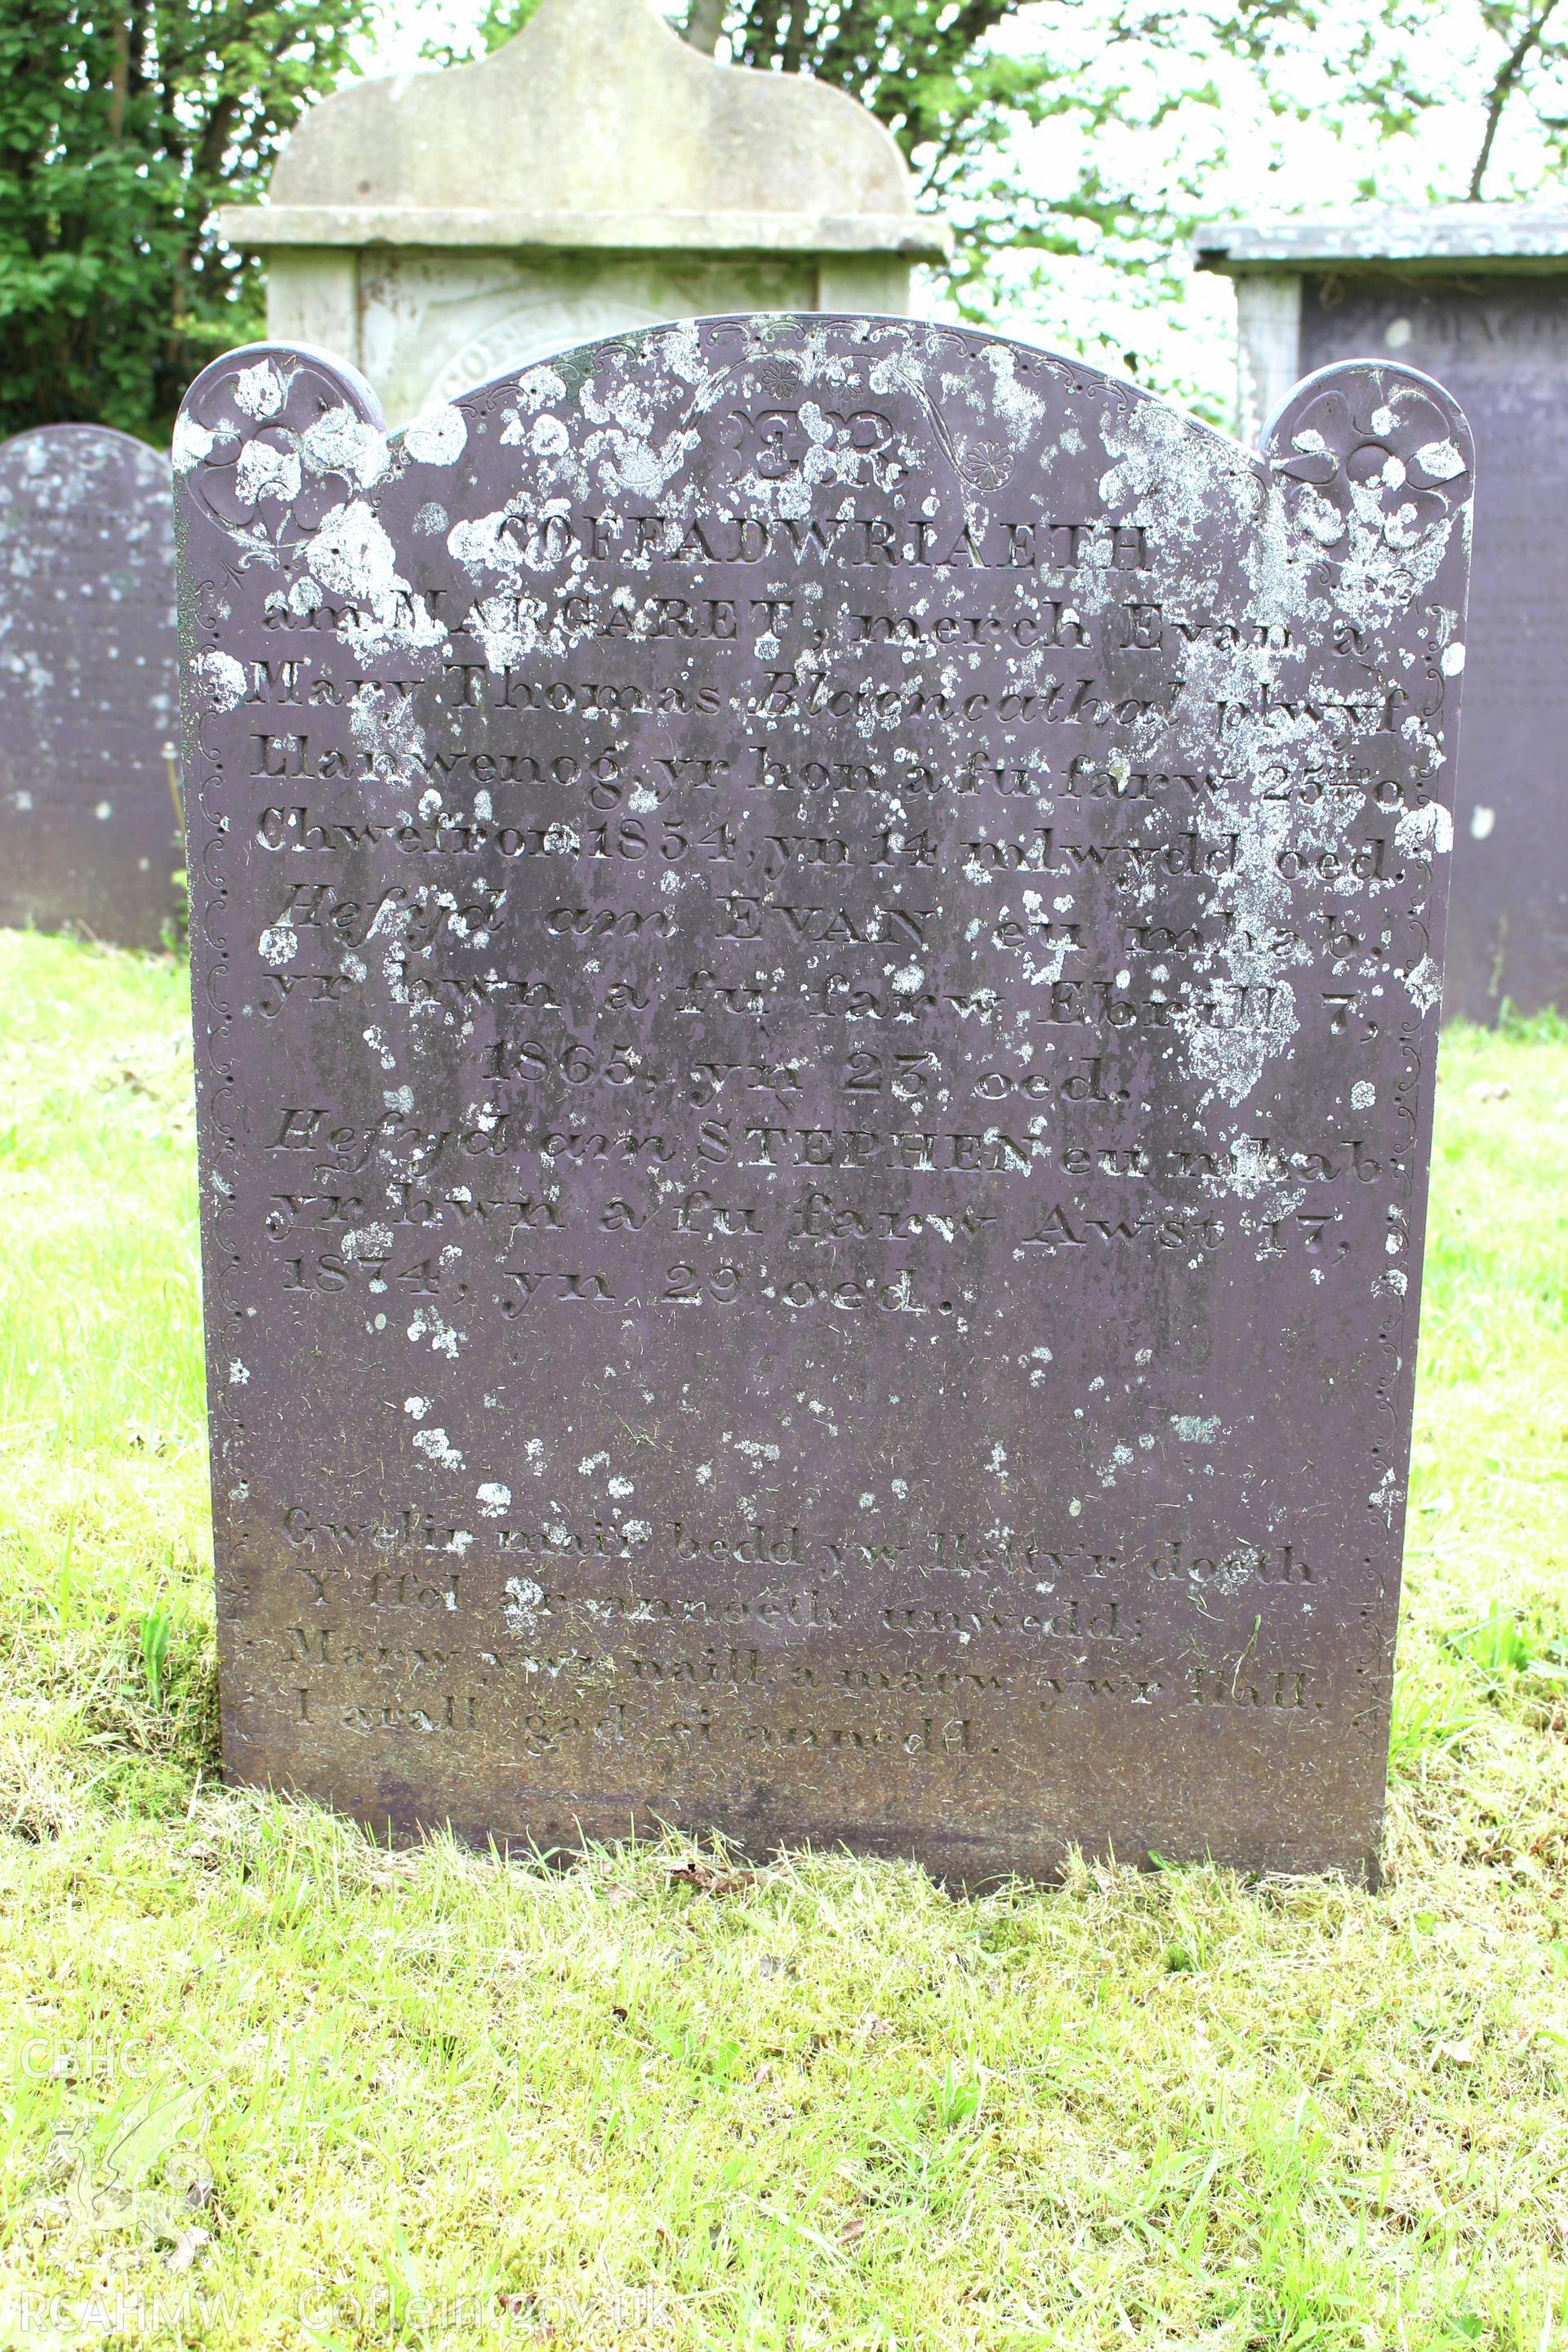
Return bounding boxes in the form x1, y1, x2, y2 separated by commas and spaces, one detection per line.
1, 929, 1566, 2350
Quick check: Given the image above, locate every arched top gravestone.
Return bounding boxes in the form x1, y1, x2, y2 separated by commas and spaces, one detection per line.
0, 428, 181, 950
1197, 204, 1568, 1021
176, 319, 1471, 1881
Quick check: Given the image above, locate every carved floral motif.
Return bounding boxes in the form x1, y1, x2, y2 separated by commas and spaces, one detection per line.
173, 354, 385, 554
1273, 381, 1469, 551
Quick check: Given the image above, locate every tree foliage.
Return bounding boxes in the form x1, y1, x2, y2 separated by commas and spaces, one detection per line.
671, 2, 1568, 289
0, 0, 377, 439
459, 0, 1235, 310
671, 2, 1568, 198
12, 0, 1568, 434
453, 0, 1568, 391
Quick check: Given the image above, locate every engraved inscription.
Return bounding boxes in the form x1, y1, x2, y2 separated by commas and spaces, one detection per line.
177, 323, 1471, 1880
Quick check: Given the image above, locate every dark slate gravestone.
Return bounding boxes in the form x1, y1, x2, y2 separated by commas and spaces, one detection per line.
175, 325, 1470, 1880
1295, 280, 1561, 1018
0, 427, 181, 949
1194, 212, 1568, 1021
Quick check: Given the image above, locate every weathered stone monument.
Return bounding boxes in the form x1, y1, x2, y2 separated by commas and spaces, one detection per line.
0, 427, 180, 950
216, 0, 947, 430
1197, 205, 1568, 1020
176, 320, 1470, 1879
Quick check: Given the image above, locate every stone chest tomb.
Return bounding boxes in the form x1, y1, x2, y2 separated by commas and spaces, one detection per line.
0, 427, 181, 949
176, 320, 1471, 1880
217, 0, 948, 431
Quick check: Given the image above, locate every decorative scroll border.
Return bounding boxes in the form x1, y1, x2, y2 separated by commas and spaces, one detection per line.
1263, 360, 1474, 1773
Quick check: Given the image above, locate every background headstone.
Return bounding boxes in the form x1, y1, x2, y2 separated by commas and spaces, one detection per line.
0, 427, 181, 951
1197, 204, 1568, 1022
176, 321, 1470, 1881
216, 0, 950, 429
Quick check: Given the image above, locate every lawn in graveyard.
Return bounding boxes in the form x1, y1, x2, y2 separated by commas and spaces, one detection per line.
0, 927, 1565, 2352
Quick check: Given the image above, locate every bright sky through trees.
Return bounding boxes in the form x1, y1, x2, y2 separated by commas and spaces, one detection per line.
371, 0, 1568, 424
4, 2, 1560, 435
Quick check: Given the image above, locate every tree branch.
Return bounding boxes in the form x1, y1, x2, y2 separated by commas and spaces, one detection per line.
109, 12, 130, 140
192, 87, 240, 182
1469, 0, 1560, 198
780, 2, 808, 79
683, 0, 727, 50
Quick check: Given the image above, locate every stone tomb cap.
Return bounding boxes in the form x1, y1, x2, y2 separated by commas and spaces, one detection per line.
217, 0, 949, 262
1195, 203, 1568, 276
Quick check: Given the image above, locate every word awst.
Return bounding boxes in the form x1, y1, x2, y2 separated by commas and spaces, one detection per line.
1022, 1205, 1225, 1251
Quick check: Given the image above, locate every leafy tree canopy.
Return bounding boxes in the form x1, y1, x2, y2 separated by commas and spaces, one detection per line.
450, 0, 1568, 418
0, 0, 377, 438
7, 0, 1568, 433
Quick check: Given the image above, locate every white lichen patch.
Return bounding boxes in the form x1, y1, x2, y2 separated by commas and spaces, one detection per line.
341, 1224, 394, 1261
305, 501, 443, 662
406, 1308, 466, 1359
233, 359, 285, 420
412, 1425, 463, 1469
302, 404, 388, 491
1171, 1415, 1223, 1444
172, 412, 215, 473
727, 1437, 781, 1463
503, 1576, 544, 1635
195, 650, 247, 711
403, 404, 468, 466
1096, 1441, 1134, 1488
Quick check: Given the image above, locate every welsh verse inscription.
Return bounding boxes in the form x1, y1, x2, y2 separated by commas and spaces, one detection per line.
176, 323, 1472, 1878
0, 428, 180, 949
